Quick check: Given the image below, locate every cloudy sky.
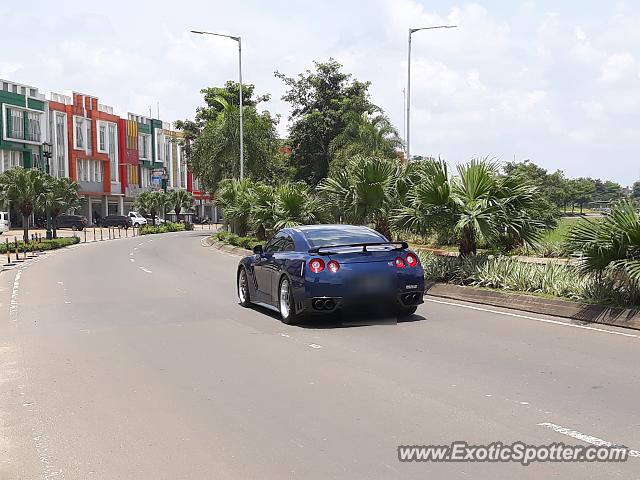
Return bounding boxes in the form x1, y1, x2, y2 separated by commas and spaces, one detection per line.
2, 0, 639, 184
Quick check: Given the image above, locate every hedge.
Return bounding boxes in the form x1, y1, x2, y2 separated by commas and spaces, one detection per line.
0, 236, 80, 254
139, 222, 186, 235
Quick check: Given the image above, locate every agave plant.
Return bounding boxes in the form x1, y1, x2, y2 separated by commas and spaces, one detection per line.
566, 200, 640, 283
393, 158, 546, 256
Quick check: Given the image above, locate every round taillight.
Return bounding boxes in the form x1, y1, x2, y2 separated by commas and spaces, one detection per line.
327, 260, 340, 273
309, 258, 325, 273
406, 253, 418, 267
395, 257, 405, 269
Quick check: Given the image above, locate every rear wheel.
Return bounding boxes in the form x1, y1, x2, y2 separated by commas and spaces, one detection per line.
396, 305, 417, 318
278, 277, 303, 325
134, 222, 140, 227
71, 225, 78, 231
238, 268, 251, 307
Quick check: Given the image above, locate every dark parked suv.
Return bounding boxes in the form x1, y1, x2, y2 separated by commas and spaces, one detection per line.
55, 214, 87, 231
99, 215, 131, 228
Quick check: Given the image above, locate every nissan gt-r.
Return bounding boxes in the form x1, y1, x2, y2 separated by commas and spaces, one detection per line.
236, 224, 424, 324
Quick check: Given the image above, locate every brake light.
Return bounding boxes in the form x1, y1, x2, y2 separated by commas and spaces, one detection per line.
309, 258, 325, 273
406, 253, 418, 267
327, 260, 340, 273
395, 257, 405, 269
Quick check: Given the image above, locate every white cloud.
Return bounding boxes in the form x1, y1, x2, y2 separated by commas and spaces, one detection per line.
600, 52, 637, 83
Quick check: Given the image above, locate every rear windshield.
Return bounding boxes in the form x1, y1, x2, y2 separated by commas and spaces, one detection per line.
303, 227, 385, 248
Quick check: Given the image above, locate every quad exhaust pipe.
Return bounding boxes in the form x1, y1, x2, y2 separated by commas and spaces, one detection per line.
402, 292, 422, 305
312, 298, 336, 310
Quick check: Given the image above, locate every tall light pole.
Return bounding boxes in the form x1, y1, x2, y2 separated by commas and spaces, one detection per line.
191, 29, 244, 180
406, 25, 456, 162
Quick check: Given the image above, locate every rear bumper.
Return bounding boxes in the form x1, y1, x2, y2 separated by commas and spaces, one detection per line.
302, 290, 424, 314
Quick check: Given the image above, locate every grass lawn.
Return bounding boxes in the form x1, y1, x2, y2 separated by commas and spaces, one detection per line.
543, 216, 591, 243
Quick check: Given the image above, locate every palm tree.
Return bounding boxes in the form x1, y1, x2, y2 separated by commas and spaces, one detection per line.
318, 156, 398, 239
167, 189, 193, 221
329, 111, 403, 173
133, 190, 166, 226
42, 176, 81, 238
215, 178, 255, 236
274, 182, 323, 230
249, 183, 276, 240
0, 167, 47, 243
393, 158, 545, 256
566, 200, 640, 282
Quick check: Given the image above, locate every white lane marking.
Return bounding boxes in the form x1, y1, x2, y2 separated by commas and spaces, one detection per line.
279, 333, 290, 338
64, 301, 71, 304
538, 422, 640, 457
308, 343, 323, 349
130, 258, 135, 263
129, 252, 133, 256
519, 401, 529, 405
424, 298, 639, 338
57, 281, 63, 285
139, 267, 152, 274
9, 269, 22, 321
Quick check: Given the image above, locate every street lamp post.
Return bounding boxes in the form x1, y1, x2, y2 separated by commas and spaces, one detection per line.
191, 29, 244, 180
43, 142, 53, 240
406, 25, 456, 162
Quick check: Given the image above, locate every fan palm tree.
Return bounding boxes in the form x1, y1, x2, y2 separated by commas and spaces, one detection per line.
393, 158, 545, 256
215, 178, 255, 236
318, 155, 398, 239
133, 190, 167, 226
0, 167, 48, 243
566, 200, 640, 282
167, 189, 193, 221
43, 176, 81, 238
274, 182, 323, 230
249, 182, 276, 240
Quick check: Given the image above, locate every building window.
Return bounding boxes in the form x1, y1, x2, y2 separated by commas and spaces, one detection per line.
98, 123, 107, 152
138, 133, 150, 160
77, 159, 103, 183
55, 112, 66, 177
108, 123, 118, 182
0, 150, 22, 173
74, 117, 84, 149
86, 119, 92, 152
128, 165, 138, 185
26, 112, 41, 142
7, 108, 24, 140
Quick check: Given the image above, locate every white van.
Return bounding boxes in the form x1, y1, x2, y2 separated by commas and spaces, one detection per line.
0, 211, 9, 234
128, 211, 148, 227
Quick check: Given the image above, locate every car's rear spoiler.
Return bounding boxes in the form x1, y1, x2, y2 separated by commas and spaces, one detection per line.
308, 241, 408, 255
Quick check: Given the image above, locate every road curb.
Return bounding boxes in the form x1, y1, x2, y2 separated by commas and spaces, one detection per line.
426, 282, 640, 331
211, 240, 250, 256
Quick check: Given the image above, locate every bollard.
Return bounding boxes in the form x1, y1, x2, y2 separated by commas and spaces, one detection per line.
118, 227, 121, 238
84, 229, 87, 243
5, 238, 11, 265
14, 238, 18, 262
100, 228, 103, 241
93, 227, 96, 242
126, 227, 128, 237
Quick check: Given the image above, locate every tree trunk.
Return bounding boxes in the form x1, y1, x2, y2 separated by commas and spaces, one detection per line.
22, 214, 29, 244
459, 225, 476, 257
374, 216, 392, 241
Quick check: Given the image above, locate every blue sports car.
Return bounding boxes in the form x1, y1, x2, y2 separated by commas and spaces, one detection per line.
237, 224, 425, 324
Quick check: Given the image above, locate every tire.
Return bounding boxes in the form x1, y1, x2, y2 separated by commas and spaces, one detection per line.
238, 267, 251, 307
134, 222, 140, 227
278, 276, 303, 325
396, 305, 417, 318
71, 225, 78, 231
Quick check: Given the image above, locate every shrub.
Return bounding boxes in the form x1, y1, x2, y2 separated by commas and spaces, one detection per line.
0, 236, 79, 254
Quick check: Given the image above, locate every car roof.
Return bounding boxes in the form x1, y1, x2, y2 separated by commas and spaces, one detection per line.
292, 224, 376, 233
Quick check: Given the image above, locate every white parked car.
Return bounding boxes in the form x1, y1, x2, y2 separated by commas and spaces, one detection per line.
0, 211, 9, 234
128, 211, 148, 227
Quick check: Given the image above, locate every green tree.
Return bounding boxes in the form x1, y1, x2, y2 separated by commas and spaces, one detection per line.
318, 156, 399, 239
175, 82, 284, 193
632, 181, 640, 199
393, 158, 546, 256
273, 182, 324, 230
43, 177, 81, 238
329, 111, 402, 173
133, 190, 166, 226
568, 178, 596, 213
0, 167, 48, 243
167, 189, 193, 221
566, 200, 640, 283
215, 178, 255, 236
276, 59, 379, 184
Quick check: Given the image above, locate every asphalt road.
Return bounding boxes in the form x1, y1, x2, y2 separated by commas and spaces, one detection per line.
1, 231, 639, 479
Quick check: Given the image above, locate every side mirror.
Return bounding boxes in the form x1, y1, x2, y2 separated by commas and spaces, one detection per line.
253, 244, 263, 255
